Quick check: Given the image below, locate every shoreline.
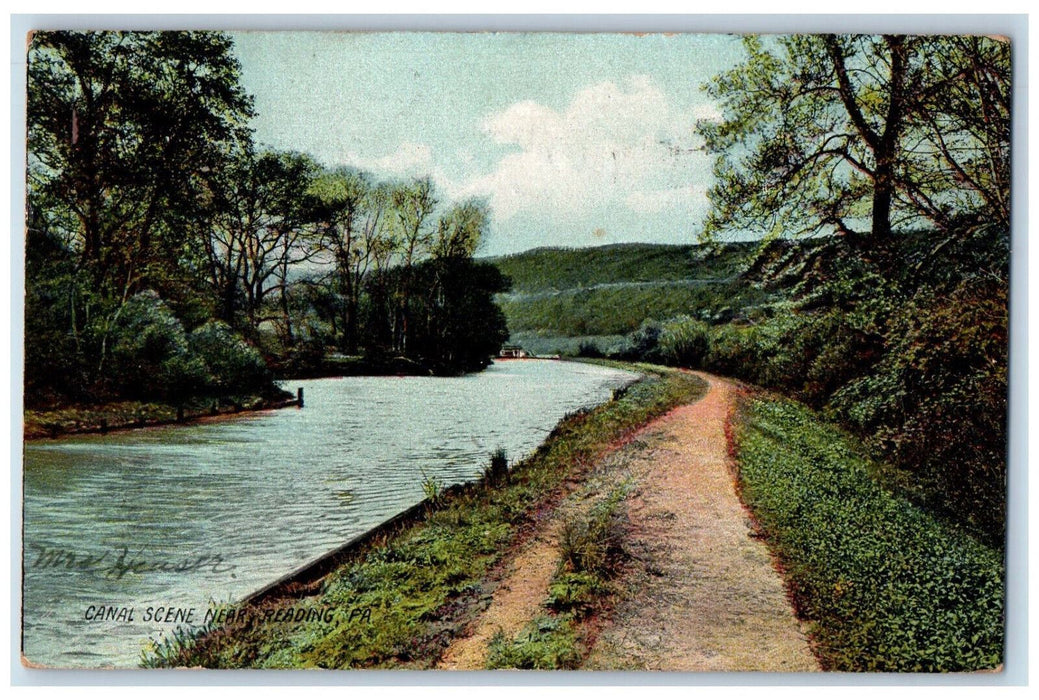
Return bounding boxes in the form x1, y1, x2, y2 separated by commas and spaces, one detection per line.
23, 392, 299, 442
144, 362, 708, 668
24, 356, 571, 442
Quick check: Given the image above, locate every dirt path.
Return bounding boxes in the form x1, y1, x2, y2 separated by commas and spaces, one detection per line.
438, 526, 563, 670
585, 372, 818, 671
438, 372, 818, 671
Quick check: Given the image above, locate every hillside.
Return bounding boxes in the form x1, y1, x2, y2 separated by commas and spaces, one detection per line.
485, 242, 776, 356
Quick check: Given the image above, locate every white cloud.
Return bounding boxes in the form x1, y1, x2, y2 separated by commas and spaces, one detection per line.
456, 75, 713, 221
341, 141, 436, 179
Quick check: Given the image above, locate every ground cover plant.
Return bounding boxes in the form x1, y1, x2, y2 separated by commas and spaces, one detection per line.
485, 483, 631, 669
733, 395, 1005, 672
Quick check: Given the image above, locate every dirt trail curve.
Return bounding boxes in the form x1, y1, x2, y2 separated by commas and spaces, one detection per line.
585, 372, 818, 671
439, 371, 818, 671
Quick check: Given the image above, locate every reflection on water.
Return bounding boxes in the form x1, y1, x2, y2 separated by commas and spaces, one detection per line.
22, 360, 637, 667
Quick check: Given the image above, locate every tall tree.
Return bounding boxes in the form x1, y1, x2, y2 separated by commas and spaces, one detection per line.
699, 34, 1011, 245
309, 168, 388, 353
906, 36, 1011, 231
388, 177, 437, 354
204, 149, 320, 335
27, 31, 254, 298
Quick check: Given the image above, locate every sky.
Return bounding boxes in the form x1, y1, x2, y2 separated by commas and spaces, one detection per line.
230, 32, 746, 257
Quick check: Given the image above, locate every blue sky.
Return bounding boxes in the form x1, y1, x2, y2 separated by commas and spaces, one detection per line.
230, 32, 745, 256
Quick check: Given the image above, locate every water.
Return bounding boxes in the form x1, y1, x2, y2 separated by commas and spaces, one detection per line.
21, 360, 638, 668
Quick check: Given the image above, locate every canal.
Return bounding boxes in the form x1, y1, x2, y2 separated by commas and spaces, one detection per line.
22, 360, 638, 667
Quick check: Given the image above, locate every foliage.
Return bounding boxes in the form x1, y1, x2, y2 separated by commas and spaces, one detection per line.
25, 31, 515, 409
27, 31, 254, 299
492, 242, 755, 293
490, 219, 1008, 544
699, 34, 1011, 242
829, 275, 1008, 538
657, 316, 711, 369
419, 470, 444, 505
485, 615, 584, 670
498, 276, 766, 338
106, 291, 207, 401
188, 320, 270, 394
558, 488, 627, 579
734, 396, 1004, 671
691, 37, 1012, 542
484, 448, 510, 487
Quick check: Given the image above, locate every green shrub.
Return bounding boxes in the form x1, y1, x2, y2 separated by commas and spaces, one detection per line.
484, 448, 510, 487
735, 397, 1004, 672
658, 316, 710, 368
189, 320, 270, 394
485, 615, 583, 670
558, 492, 626, 578
704, 323, 763, 380
108, 291, 207, 400
828, 277, 1007, 541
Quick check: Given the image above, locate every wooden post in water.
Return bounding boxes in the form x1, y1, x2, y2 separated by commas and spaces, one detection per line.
297, 387, 304, 408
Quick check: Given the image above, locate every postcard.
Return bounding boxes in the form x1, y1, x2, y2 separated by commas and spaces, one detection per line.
20, 26, 1011, 673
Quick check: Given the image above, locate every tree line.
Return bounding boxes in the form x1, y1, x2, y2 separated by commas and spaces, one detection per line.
26, 31, 508, 407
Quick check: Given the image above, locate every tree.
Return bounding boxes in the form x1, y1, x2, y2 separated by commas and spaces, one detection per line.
906, 36, 1011, 231
388, 177, 437, 354
309, 168, 388, 353
26, 30, 257, 400
27, 31, 254, 298
424, 199, 491, 354
699, 34, 1011, 245
432, 199, 487, 261
203, 149, 321, 336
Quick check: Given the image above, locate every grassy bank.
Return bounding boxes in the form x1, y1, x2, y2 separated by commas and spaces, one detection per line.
486, 482, 632, 669
732, 394, 1004, 672
144, 362, 707, 669
24, 389, 295, 440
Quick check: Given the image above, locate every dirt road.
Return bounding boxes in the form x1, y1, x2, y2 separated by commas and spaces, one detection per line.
439, 372, 818, 671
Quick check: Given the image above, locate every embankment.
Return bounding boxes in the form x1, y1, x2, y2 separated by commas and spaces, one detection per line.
142, 363, 707, 669
24, 389, 298, 441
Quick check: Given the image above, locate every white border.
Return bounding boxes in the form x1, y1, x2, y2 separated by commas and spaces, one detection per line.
5, 11, 1030, 692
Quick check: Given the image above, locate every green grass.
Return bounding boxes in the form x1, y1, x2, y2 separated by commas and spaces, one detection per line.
144, 363, 707, 669
733, 396, 1005, 672
487, 483, 631, 670
498, 282, 767, 337
487, 241, 775, 341
485, 614, 584, 670
23, 392, 285, 439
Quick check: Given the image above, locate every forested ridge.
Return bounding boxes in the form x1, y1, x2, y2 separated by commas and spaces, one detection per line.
26, 31, 508, 413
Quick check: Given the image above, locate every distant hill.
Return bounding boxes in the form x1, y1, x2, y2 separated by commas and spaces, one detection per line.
488, 242, 754, 292
484, 242, 779, 356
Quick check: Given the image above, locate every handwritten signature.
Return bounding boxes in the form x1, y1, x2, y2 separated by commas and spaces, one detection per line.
28, 546, 237, 581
